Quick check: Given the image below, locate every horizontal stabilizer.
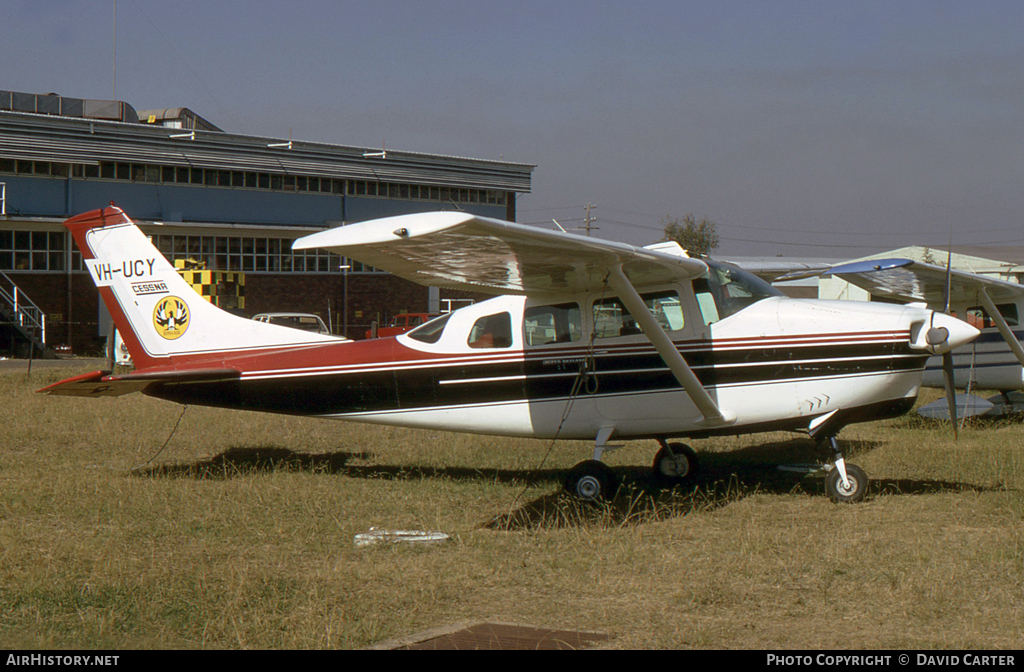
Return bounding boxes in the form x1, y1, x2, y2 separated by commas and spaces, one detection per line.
38, 368, 240, 397
38, 370, 147, 397
112, 368, 241, 383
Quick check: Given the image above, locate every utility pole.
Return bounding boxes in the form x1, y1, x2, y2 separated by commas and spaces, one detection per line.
112, 0, 117, 100
582, 204, 598, 236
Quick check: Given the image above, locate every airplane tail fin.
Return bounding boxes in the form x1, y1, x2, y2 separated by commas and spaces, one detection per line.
66, 206, 339, 369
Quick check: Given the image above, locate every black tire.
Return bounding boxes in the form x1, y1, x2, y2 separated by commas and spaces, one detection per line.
564, 460, 619, 502
825, 463, 869, 503
652, 443, 698, 486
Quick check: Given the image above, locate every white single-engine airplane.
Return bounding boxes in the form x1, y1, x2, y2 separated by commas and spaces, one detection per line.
41, 206, 980, 503
803, 257, 1024, 420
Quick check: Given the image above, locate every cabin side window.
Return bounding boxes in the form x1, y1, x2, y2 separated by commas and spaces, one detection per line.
468, 312, 513, 349
592, 290, 685, 339
692, 277, 720, 326
646, 291, 685, 331
524, 303, 582, 346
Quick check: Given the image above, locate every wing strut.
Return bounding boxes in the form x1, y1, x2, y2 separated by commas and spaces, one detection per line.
607, 265, 736, 427
978, 288, 1024, 369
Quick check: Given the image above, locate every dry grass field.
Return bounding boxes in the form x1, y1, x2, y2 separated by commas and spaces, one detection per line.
2, 362, 1022, 649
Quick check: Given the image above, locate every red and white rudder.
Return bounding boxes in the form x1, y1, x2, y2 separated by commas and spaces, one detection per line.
66, 206, 339, 370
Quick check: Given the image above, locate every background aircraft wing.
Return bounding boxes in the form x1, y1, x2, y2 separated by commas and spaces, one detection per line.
810, 258, 1024, 307
292, 212, 708, 295
720, 258, 837, 282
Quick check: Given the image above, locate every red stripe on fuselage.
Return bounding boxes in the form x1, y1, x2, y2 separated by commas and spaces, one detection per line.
128, 336, 445, 380
134, 329, 912, 382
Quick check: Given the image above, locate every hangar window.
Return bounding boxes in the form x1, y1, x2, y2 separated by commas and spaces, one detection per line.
150, 233, 382, 276
5, 152, 510, 206
0, 228, 67, 271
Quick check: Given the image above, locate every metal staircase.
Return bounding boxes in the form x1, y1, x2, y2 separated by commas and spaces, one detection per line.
0, 271, 54, 358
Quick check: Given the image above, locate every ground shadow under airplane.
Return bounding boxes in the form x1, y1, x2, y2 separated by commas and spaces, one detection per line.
132, 438, 997, 530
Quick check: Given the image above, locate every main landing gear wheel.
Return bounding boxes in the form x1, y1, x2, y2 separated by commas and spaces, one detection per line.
825, 463, 869, 503
652, 442, 699, 486
564, 460, 620, 502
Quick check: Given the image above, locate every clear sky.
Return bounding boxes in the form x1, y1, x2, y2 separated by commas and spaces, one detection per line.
4, 0, 1023, 257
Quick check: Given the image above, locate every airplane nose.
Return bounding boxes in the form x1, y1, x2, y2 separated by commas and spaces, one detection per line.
922, 312, 980, 354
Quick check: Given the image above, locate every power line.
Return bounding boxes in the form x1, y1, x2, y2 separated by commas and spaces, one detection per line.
518, 204, 592, 213
521, 204, 1024, 249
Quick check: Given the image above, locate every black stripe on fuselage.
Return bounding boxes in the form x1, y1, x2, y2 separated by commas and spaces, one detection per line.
145, 340, 928, 416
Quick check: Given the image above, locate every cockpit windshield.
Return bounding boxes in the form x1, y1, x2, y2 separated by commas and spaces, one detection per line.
693, 260, 783, 324
406, 313, 451, 344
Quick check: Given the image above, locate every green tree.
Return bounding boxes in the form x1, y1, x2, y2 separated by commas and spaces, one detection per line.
660, 214, 720, 257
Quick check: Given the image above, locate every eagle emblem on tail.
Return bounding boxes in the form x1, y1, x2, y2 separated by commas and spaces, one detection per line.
153, 296, 190, 340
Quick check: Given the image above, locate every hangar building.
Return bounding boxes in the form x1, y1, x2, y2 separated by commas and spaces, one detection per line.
0, 90, 534, 356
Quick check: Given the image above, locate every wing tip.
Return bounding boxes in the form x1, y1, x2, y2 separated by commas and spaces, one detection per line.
293, 210, 479, 251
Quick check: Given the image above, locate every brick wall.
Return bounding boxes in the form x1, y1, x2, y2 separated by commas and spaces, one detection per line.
7, 271, 489, 354
246, 274, 487, 339
2, 272, 101, 355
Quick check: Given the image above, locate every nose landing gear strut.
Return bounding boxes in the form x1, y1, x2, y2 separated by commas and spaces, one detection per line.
820, 436, 869, 503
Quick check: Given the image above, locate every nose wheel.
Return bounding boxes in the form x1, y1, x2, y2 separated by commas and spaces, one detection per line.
820, 436, 869, 503
824, 462, 868, 502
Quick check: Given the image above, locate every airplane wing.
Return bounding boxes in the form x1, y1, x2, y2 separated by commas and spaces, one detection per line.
39, 368, 241, 397
820, 258, 1024, 307
720, 258, 838, 283
297, 212, 736, 427
292, 212, 708, 295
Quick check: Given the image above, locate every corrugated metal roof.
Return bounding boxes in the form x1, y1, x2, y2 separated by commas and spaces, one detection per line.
0, 111, 534, 192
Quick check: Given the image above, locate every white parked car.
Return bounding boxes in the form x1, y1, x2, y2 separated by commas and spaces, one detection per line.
251, 312, 332, 335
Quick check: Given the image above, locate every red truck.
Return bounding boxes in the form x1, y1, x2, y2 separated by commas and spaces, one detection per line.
365, 313, 439, 339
